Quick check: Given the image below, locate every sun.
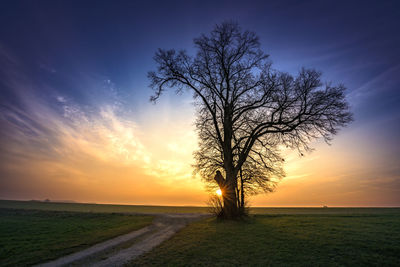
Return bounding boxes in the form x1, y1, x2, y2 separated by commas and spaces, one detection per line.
216, 189, 222, 196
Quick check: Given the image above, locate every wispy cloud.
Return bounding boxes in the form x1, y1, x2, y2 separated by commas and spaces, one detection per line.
348, 63, 400, 99
0, 48, 202, 204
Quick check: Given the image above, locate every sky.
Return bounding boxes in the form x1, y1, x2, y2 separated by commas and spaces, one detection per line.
0, 0, 399, 206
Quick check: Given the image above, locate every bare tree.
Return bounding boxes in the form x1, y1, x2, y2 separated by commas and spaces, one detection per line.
148, 22, 353, 218
193, 106, 284, 215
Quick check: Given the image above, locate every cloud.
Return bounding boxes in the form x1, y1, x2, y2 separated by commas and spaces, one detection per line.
0, 48, 203, 204
0, 87, 203, 203
1, 43, 398, 207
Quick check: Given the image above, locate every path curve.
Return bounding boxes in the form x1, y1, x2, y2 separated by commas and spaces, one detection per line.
35, 213, 210, 267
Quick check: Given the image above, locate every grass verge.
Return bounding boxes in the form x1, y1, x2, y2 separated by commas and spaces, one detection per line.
0, 208, 153, 266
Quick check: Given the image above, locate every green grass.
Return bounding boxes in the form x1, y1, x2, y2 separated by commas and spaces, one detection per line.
3, 199, 398, 215
250, 207, 400, 215
0, 208, 153, 266
2, 200, 399, 266
132, 211, 400, 266
0, 199, 208, 214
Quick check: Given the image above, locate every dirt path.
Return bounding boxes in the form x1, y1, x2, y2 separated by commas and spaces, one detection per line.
35, 213, 210, 267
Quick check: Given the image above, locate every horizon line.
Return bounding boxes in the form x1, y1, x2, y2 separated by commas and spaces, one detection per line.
1, 199, 399, 208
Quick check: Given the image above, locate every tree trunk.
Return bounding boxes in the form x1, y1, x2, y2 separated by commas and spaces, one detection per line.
240, 168, 244, 210
222, 170, 239, 218
236, 186, 240, 208
221, 106, 240, 218
222, 190, 237, 218
214, 170, 239, 218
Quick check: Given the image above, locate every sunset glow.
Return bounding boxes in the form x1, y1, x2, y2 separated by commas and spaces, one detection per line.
0, 1, 399, 207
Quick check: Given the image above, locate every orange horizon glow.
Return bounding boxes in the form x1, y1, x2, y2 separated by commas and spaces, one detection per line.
2, 198, 399, 208
1, 96, 398, 208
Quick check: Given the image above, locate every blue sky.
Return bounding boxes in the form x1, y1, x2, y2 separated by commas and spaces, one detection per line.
0, 0, 399, 205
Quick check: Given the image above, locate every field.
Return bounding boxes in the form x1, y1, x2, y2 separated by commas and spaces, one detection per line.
1, 200, 399, 266
132, 212, 400, 266
2, 200, 397, 215
0, 199, 209, 214
0, 208, 153, 266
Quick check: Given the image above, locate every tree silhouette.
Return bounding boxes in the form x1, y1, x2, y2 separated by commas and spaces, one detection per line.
193, 108, 285, 213
149, 22, 353, 218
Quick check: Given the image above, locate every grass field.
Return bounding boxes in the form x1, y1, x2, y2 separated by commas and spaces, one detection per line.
0, 199, 209, 214
1, 200, 399, 266
0, 208, 153, 266
2, 200, 398, 215
132, 211, 400, 266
